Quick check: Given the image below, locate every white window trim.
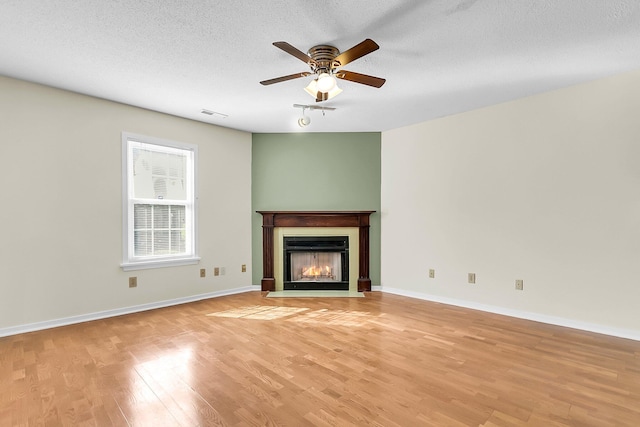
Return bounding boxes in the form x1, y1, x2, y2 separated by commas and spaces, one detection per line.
121, 132, 200, 271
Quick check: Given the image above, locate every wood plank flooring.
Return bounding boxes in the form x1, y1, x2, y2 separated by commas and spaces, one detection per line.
1, 291, 639, 426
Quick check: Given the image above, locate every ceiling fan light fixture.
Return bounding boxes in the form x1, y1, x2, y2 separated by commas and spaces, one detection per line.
304, 78, 342, 101
316, 73, 336, 92
304, 79, 318, 97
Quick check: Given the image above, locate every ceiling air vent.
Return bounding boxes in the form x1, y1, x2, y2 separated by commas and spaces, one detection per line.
201, 109, 228, 119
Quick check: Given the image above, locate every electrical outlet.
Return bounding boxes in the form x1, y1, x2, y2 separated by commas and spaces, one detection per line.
429, 269, 435, 279
220, 267, 226, 275
200, 269, 206, 278
241, 264, 247, 273
129, 277, 137, 288
515, 279, 524, 290
214, 267, 220, 276
468, 273, 476, 284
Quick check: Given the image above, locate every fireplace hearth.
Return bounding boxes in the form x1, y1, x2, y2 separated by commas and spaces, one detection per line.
283, 236, 349, 290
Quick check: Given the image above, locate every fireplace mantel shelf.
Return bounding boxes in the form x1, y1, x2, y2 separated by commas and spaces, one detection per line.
257, 211, 375, 292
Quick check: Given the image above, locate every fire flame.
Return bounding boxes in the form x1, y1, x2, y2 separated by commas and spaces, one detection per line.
302, 265, 331, 277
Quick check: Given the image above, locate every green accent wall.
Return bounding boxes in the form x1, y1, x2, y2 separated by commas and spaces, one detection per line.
252, 132, 381, 286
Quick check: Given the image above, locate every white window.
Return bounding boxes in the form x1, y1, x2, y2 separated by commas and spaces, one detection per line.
121, 132, 199, 270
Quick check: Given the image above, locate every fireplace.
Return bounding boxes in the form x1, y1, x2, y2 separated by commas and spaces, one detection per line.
257, 211, 375, 292
283, 236, 349, 290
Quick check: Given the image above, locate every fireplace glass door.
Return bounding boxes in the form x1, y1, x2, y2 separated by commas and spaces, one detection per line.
283, 236, 349, 290
290, 252, 342, 282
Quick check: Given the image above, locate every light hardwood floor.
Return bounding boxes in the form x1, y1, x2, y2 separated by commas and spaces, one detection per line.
1, 291, 639, 426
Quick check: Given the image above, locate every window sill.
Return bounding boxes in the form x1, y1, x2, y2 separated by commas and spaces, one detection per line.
121, 257, 201, 271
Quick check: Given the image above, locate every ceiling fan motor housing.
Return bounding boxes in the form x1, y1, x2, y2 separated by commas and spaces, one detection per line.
307, 45, 340, 73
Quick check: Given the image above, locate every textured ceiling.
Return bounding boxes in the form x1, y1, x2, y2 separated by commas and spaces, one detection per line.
1, 1, 639, 133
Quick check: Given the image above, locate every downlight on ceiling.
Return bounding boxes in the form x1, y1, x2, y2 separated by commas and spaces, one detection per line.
298, 107, 310, 127
294, 104, 336, 128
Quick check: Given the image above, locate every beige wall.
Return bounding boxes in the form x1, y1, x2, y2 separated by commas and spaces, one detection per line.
0, 76, 253, 332
381, 69, 640, 338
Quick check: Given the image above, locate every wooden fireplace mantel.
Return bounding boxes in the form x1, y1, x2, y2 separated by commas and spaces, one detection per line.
257, 211, 375, 292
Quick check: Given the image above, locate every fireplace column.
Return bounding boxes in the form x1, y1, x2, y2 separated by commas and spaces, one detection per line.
260, 212, 276, 291
357, 219, 371, 292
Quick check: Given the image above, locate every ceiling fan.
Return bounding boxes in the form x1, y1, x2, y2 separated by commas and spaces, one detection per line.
260, 39, 386, 102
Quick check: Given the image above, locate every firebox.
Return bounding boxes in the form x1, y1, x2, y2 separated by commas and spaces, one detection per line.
283, 236, 349, 290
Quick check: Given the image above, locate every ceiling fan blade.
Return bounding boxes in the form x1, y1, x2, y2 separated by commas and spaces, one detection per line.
335, 70, 386, 88
332, 39, 379, 68
260, 72, 312, 86
273, 41, 317, 66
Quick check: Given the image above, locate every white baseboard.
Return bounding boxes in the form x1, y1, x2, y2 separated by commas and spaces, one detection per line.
381, 286, 640, 342
0, 286, 256, 338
